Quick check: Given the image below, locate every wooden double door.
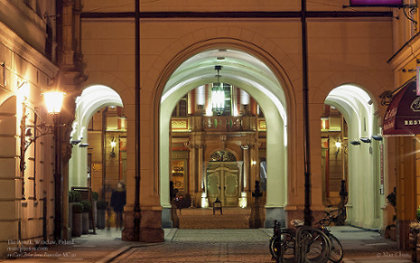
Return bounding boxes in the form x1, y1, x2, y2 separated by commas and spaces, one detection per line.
207, 162, 240, 207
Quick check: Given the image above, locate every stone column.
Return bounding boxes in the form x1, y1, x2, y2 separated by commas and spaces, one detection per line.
56, 0, 86, 241
239, 145, 250, 208
187, 143, 196, 196
396, 136, 416, 249
241, 145, 250, 192
197, 144, 204, 191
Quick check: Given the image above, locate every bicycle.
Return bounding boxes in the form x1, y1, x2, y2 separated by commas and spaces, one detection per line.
269, 213, 343, 263
269, 220, 331, 263
317, 214, 344, 263
269, 221, 295, 262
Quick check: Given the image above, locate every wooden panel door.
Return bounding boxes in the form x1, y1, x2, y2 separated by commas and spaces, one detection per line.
206, 162, 239, 207
207, 171, 221, 204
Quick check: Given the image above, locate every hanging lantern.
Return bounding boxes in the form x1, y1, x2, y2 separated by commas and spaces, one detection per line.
211, 65, 225, 115
212, 82, 225, 115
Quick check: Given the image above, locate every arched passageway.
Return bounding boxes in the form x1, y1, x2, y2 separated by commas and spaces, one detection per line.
69, 85, 125, 193
324, 84, 383, 229
159, 49, 290, 228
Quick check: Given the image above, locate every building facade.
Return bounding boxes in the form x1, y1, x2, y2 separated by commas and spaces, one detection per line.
2, 0, 417, 257
0, 0, 58, 256
74, 0, 394, 242
386, 2, 420, 249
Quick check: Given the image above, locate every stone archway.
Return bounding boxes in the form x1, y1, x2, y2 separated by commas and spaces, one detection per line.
159, 48, 290, 228
325, 84, 382, 229
68, 85, 124, 189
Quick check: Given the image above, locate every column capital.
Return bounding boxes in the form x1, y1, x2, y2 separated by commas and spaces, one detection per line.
241, 145, 249, 150
195, 144, 204, 149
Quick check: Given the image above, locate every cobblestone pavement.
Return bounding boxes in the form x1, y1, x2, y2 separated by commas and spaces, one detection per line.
0, 227, 412, 263
112, 228, 412, 263
113, 229, 272, 262
114, 242, 272, 263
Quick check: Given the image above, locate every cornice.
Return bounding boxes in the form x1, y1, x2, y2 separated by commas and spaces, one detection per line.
0, 22, 58, 78
388, 33, 420, 71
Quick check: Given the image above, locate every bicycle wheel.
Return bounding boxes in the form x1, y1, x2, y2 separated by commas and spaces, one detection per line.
269, 229, 295, 262
328, 235, 343, 263
299, 228, 330, 263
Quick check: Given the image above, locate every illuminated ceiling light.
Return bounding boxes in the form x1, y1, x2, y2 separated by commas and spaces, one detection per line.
212, 65, 225, 116
350, 140, 361, 146
372, 135, 383, 141
360, 137, 371, 143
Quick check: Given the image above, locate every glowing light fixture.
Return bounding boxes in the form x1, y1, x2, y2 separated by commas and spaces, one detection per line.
212, 65, 225, 115
43, 91, 65, 114
110, 137, 117, 158
335, 141, 342, 149
18, 81, 30, 100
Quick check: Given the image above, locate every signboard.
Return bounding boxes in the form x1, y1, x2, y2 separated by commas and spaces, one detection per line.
383, 81, 420, 135
350, 0, 403, 6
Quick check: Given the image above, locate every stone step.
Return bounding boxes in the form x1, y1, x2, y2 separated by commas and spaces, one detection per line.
177, 208, 251, 229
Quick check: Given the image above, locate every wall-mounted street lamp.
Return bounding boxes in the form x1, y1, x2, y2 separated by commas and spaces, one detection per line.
18, 81, 65, 242
43, 90, 65, 242
110, 137, 117, 158
335, 140, 342, 149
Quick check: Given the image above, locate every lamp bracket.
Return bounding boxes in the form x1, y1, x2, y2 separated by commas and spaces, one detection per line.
24, 123, 53, 152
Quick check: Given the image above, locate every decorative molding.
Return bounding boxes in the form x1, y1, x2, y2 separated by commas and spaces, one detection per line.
209, 150, 236, 162
0, 22, 58, 78
171, 118, 189, 131
257, 119, 267, 131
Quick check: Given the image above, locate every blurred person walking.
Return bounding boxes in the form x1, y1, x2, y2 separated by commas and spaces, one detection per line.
111, 182, 126, 230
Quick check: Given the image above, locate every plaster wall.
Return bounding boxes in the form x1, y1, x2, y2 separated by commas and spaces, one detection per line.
0, 22, 58, 257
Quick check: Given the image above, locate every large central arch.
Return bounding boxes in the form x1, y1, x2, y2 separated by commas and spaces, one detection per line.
159, 48, 290, 227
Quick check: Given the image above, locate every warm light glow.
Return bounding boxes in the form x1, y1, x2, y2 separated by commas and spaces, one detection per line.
201, 192, 209, 208
335, 141, 342, 149
240, 89, 250, 105
18, 81, 30, 100
110, 140, 117, 148
196, 85, 205, 105
239, 192, 247, 208
211, 82, 225, 114
43, 91, 65, 114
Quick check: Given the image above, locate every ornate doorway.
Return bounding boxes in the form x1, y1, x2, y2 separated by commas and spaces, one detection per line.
207, 162, 240, 206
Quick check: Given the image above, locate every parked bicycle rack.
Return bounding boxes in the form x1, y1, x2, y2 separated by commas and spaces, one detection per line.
273, 226, 331, 263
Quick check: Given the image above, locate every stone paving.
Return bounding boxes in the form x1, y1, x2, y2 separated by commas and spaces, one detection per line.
112, 227, 411, 263
0, 227, 412, 263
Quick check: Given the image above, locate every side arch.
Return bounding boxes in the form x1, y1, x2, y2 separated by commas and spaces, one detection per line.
325, 84, 382, 229
68, 85, 124, 189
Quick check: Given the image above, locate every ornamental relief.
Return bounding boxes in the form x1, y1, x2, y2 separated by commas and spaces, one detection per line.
209, 150, 236, 162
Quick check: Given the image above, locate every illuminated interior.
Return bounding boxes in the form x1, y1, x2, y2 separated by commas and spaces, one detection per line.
324, 84, 382, 229
160, 49, 289, 227
69, 85, 124, 189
